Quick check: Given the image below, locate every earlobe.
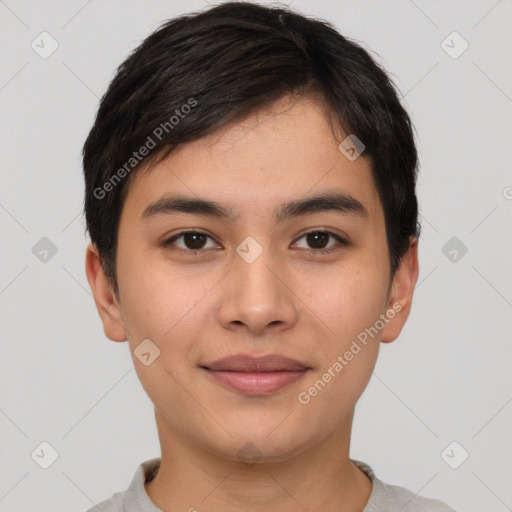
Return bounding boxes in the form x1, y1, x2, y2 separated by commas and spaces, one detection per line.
381, 238, 419, 344
85, 243, 127, 342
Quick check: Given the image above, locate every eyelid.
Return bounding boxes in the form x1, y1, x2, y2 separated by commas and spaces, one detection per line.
163, 230, 221, 250
162, 228, 348, 254
291, 229, 348, 253
293, 227, 348, 243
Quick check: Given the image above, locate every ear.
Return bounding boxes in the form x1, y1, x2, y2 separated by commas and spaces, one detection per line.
381, 237, 419, 344
85, 242, 127, 342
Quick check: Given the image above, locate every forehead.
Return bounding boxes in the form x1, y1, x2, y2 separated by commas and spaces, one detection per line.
122, 95, 383, 227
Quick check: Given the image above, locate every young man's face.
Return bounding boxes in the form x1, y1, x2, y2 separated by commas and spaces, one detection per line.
87, 95, 418, 462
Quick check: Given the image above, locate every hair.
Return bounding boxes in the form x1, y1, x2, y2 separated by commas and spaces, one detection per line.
82, 1, 420, 300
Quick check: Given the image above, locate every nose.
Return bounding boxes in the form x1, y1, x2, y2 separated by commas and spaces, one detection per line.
216, 243, 299, 335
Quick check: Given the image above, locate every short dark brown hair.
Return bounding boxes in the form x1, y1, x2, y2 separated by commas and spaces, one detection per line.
82, 1, 420, 299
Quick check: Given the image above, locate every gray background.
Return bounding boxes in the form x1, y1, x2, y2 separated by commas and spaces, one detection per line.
1, 1, 511, 511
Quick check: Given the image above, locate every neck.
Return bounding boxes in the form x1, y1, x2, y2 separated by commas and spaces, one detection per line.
144, 409, 373, 512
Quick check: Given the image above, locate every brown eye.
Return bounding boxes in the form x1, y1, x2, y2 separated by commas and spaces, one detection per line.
182, 232, 208, 250
163, 231, 219, 253
294, 230, 347, 254
305, 232, 330, 249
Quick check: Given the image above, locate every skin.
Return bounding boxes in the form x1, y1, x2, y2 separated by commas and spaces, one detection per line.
86, 94, 419, 512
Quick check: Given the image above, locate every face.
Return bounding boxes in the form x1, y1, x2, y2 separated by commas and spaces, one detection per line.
86, 95, 418, 463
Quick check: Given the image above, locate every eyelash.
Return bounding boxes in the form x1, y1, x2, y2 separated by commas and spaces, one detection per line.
161, 229, 347, 256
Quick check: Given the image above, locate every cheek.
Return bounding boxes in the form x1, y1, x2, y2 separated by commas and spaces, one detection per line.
118, 243, 204, 336
300, 260, 388, 346
119, 273, 207, 409
118, 256, 218, 384
294, 267, 385, 424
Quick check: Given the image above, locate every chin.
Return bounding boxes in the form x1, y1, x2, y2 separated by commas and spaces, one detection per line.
201, 423, 315, 465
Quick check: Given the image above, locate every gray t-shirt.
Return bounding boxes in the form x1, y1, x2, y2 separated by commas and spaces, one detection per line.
86, 458, 457, 511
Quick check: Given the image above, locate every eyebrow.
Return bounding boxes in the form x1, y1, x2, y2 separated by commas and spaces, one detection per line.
139, 191, 368, 223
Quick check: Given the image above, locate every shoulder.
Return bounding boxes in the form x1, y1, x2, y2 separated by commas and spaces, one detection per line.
83, 458, 162, 512
85, 491, 125, 512
352, 460, 458, 512
376, 480, 457, 511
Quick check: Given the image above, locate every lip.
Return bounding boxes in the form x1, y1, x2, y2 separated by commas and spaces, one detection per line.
202, 354, 309, 372
200, 354, 310, 396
